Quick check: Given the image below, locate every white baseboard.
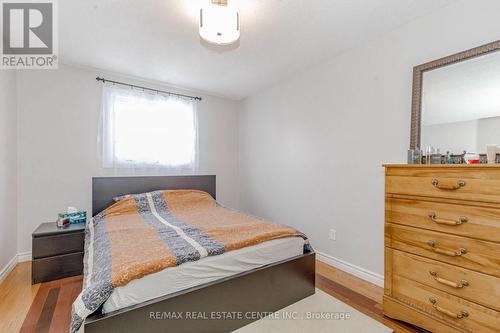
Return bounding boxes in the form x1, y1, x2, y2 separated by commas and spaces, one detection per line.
0, 251, 33, 284
17, 251, 32, 262
0, 255, 19, 284
316, 251, 384, 287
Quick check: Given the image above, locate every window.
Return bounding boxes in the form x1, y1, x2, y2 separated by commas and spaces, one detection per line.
100, 84, 198, 171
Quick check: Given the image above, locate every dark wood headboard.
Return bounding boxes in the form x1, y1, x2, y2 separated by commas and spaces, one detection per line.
91, 175, 216, 216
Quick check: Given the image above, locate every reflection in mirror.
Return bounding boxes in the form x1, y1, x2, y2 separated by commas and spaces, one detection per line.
421, 50, 500, 154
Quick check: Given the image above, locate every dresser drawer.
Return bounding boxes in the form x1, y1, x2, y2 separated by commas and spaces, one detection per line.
32, 252, 83, 284
389, 249, 500, 311
387, 198, 500, 243
386, 224, 500, 276
392, 274, 500, 333
385, 167, 500, 203
32, 231, 84, 259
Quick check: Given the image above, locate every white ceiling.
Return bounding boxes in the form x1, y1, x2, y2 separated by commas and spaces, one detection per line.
422, 49, 500, 126
59, 0, 453, 100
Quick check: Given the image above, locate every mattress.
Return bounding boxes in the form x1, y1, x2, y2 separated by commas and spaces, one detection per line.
102, 236, 305, 313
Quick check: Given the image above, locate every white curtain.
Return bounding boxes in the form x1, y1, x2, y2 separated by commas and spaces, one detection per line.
99, 83, 199, 174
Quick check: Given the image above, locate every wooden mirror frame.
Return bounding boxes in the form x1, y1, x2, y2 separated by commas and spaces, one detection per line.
410, 40, 500, 149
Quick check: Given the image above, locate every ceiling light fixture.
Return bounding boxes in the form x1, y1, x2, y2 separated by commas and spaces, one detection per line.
199, 0, 240, 45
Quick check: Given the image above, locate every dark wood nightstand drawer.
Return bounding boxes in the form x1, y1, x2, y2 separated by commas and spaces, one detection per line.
33, 231, 84, 259
32, 252, 84, 284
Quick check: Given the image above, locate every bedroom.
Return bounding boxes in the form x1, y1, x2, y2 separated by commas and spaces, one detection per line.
1, 0, 499, 332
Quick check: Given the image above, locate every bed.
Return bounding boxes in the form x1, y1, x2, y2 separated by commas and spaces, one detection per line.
79, 175, 315, 333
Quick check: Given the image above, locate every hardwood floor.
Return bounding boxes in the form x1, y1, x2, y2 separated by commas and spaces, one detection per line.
0, 262, 82, 333
0, 262, 40, 333
20, 274, 82, 333
316, 261, 427, 333
0, 260, 427, 333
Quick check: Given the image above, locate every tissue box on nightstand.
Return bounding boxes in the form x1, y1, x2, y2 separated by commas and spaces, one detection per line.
58, 211, 87, 224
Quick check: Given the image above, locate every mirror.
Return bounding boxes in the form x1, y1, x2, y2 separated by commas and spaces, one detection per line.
410, 40, 500, 156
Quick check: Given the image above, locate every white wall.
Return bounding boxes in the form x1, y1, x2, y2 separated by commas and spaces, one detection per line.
239, 0, 500, 281
0, 71, 18, 278
422, 119, 478, 154
476, 116, 500, 151
422, 116, 500, 154
17, 65, 240, 254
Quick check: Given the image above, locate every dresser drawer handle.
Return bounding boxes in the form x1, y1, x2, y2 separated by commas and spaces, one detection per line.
426, 240, 467, 257
429, 271, 469, 288
429, 297, 469, 319
431, 179, 466, 190
428, 213, 468, 226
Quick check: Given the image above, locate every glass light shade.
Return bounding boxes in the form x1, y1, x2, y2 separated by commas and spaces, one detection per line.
199, 1, 240, 45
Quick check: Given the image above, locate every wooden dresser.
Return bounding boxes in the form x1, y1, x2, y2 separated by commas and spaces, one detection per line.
383, 165, 500, 333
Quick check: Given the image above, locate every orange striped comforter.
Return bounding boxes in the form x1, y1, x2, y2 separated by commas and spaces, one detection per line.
70, 190, 307, 333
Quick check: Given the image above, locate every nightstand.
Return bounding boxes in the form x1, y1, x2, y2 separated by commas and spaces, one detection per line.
32, 222, 85, 284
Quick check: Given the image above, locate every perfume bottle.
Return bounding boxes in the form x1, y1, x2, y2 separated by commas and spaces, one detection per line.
425, 146, 435, 164
447, 152, 454, 164
430, 149, 441, 164
407, 148, 422, 164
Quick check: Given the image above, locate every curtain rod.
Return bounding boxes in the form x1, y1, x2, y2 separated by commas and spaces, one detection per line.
95, 77, 202, 101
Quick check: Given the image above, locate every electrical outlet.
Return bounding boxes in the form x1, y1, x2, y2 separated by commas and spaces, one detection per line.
329, 229, 336, 241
